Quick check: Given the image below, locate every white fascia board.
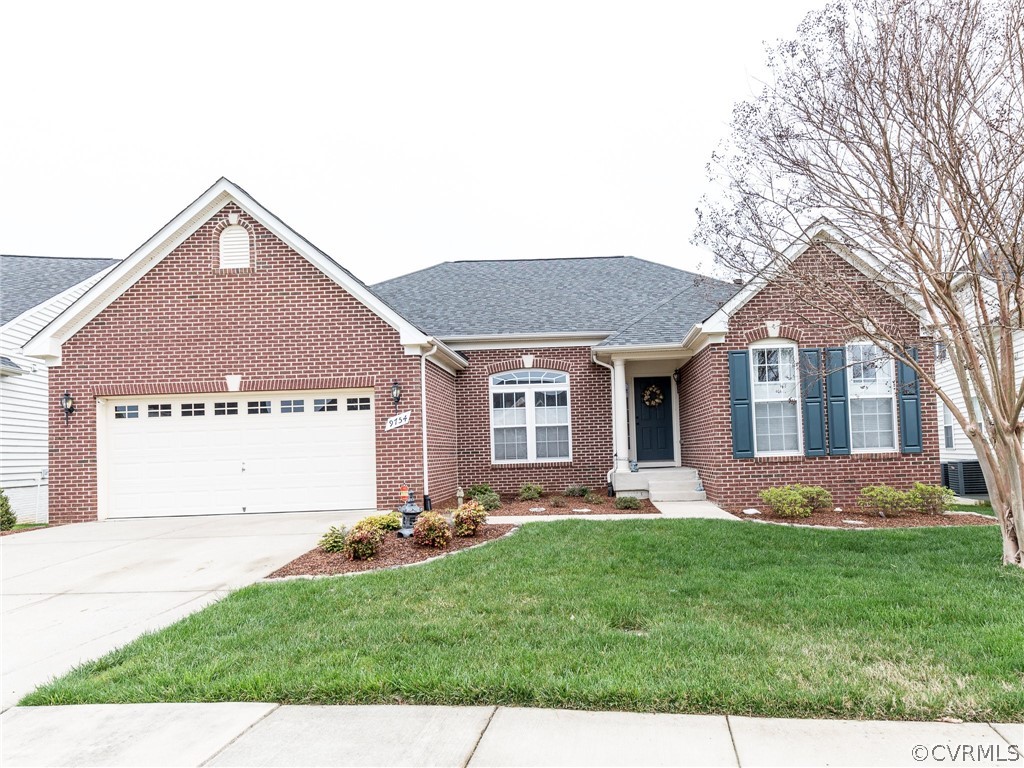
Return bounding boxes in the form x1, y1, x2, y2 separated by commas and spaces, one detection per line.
444, 332, 611, 351
24, 178, 430, 361
404, 339, 467, 374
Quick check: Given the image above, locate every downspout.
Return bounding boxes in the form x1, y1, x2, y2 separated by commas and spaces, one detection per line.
420, 342, 439, 510
591, 350, 618, 492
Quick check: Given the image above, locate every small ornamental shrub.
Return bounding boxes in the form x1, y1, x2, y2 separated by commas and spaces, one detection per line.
466, 483, 494, 501
858, 485, 910, 518
343, 527, 383, 560
759, 486, 813, 518
549, 496, 567, 508
475, 491, 501, 511
518, 483, 543, 501
796, 485, 834, 513
412, 511, 453, 548
318, 525, 349, 553
565, 485, 589, 498
908, 482, 954, 515
583, 492, 605, 505
614, 495, 642, 510
0, 488, 15, 531
453, 500, 488, 537
354, 511, 402, 534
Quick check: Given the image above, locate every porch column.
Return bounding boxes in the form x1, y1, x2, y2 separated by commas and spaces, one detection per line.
613, 358, 630, 472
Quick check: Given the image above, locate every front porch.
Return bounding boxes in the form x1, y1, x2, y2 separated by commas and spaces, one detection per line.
592, 348, 706, 501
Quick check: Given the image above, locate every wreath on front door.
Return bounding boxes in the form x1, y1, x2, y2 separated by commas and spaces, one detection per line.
642, 384, 664, 408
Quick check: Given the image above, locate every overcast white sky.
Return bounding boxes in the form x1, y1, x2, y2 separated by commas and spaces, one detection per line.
1, 1, 820, 285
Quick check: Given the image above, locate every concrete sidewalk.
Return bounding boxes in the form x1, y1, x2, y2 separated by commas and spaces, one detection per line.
2, 703, 1020, 767
490, 499, 738, 524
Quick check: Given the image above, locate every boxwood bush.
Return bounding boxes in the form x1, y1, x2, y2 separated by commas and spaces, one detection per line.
614, 495, 642, 510
475, 491, 501, 511
908, 482, 954, 515
858, 485, 910, 518
518, 483, 543, 501
759, 486, 813, 518
354, 511, 401, 534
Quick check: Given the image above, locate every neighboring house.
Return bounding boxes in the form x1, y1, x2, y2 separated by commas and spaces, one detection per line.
24, 179, 939, 524
1, 255, 120, 522
935, 329, 1023, 498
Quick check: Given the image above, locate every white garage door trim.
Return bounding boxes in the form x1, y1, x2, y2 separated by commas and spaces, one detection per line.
97, 389, 377, 519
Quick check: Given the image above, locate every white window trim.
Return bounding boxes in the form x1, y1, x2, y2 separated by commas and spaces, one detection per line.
846, 340, 898, 454
748, 340, 804, 457
942, 402, 955, 449
489, 370, 572, 464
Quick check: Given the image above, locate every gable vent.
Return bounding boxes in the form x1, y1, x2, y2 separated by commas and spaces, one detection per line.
219, 225, 250, 268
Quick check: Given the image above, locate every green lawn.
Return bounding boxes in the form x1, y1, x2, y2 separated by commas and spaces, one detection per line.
11, 523, 48, 532
949, 502, 995, 516
23, 520, 1024, 721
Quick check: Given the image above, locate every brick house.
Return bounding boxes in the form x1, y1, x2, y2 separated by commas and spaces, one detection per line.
25, 179, 938, 523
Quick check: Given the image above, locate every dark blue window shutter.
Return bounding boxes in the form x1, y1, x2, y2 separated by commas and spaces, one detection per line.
800, 348, 826, 457
729, 351, 754, 459
825, 347, 851, 455
898, 348, 923, 454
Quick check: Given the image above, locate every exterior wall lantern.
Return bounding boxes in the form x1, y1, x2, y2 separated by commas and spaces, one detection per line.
59, 391, 76, 425
390, 380, 402, 411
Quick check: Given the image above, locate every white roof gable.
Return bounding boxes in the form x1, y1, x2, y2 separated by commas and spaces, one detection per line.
703, 219, 927, 334
24, 178, 464, 369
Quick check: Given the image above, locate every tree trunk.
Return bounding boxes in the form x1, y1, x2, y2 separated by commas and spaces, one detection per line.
974, 433, 1024, 568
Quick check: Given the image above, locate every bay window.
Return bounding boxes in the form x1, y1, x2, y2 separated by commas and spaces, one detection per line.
490, 370, 571, 462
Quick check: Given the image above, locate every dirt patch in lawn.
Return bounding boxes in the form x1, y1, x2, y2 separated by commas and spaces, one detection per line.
737, 508, 997, 529
489, 497, 660, 516
267, 523, 518, 578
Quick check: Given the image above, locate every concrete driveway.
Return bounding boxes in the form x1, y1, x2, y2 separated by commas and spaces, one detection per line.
1, 510, 367, 710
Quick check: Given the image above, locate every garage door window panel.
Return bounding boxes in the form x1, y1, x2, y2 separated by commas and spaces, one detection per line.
314, 398, 338, 412
215, 402, 238, 416
181, 403, 205, 417
114, 405, 138, 419
247, 401, 271, 415
148, 404, 172, 418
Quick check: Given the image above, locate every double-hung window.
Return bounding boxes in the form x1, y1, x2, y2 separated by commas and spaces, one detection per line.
490, 370, 571, 462
750, 343, 801, 454
847, 341, 896, 451
942, 403, 955, 449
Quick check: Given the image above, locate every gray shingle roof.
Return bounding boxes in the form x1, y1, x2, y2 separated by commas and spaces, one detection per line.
1, 255, 119, 326
372, 256, 738, 343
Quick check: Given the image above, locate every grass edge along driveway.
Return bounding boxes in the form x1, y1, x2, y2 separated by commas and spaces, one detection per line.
23, 519, 1024, 722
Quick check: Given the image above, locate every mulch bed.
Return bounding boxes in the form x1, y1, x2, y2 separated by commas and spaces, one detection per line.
267, 523, 517, 578
489, 497, 660, 516
736, 508, 996, 529
0, 524, 54, 537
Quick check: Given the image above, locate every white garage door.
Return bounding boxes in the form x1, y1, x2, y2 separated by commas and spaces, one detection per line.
103, 391, 376, 518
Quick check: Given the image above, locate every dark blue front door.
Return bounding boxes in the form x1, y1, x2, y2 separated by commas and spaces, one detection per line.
634, 376, 673, 462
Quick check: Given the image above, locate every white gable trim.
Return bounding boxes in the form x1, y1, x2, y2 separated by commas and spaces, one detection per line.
703, 219, 927, 335
24, 178, 450, 364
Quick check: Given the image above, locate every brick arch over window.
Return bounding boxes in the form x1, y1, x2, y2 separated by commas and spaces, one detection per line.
742, 324, 805, 344
485, 357, 572, 375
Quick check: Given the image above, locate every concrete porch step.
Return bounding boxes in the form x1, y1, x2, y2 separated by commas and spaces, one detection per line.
647, 480, 702, 494
649, 489, 707, 502
638, 468, 699, 481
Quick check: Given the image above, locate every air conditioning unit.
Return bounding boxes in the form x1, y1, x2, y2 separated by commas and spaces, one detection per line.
942, 460, 988, 497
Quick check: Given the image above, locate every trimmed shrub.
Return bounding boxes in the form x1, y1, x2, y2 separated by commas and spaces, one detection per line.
907, 483, 954, 515
795, 485, 834, 513
759, 486, 813, 518
614, 495, 642, 510
466, 483, 494, 501
0, 488, 15, 531
518, 483, 543, 501
549, 496, 567, 508
318, 525, 349, 553
475, 491, 501, 512
858, 485, 910, 518
564, 485, 589, 498
343, 527, 383, 560
412, 511, 453, 548
354, 511, 402, 534
453, 500, 488, 537
583, 492, 605, 505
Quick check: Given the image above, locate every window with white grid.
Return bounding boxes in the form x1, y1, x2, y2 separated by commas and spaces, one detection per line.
490, 371, 571, 462
847, 341, 896, 451
750, 344, 801, 455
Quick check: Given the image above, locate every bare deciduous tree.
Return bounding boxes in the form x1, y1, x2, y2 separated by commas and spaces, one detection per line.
695, 0, 1024, 566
